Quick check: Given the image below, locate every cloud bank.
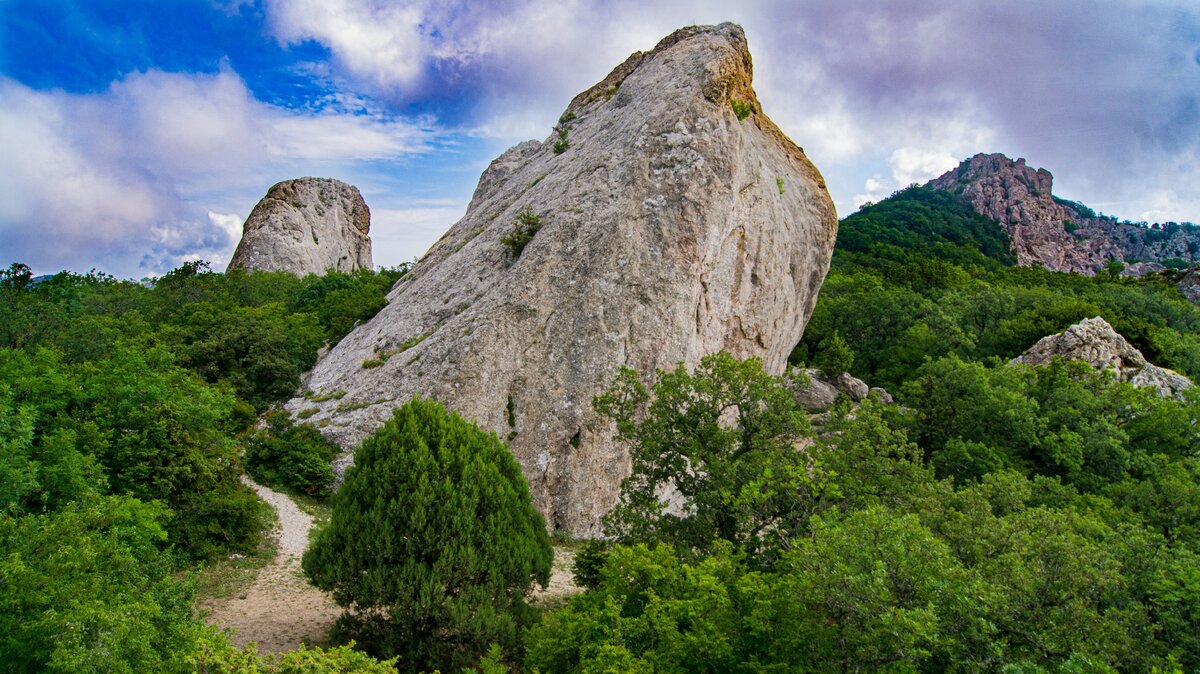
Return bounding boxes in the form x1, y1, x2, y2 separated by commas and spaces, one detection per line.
2, 0, 1197, 277
0, 68, 432, 277
259, 0, 1198, 220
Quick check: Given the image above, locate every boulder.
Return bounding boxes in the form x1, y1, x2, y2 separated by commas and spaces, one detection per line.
285, 23, 838, 535
227, 177, 372, 276
1010, 316, 1192, 399
790, 368, 886, 410
791, 369, 840, 411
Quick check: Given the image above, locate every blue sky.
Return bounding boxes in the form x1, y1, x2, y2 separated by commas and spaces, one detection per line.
2, 0, 1198, 278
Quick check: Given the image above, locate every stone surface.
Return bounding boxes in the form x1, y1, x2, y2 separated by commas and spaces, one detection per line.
228, 177, 372, 276
929, 154, 1200, 275
1178, 267, 1200, 304
1011, 316, 1192, 399
834, 372, 870, 401
789, 368, 884, 411
791, 369, 840, 411
285, 23, 838, 535
868, 387, 894, 405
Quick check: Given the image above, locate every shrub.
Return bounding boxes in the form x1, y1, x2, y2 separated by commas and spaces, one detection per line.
499, 209, 542, 260
244, 411, 340, 497
571, 539, 610, 590
302, 398, 552, 672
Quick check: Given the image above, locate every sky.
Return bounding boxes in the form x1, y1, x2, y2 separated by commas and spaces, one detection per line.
1, 0, 1198, 278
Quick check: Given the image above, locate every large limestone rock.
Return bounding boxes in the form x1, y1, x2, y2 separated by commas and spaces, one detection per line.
928, 154, 1200, 275
1010, 316, 1192, 399
286, 23, 838, 534
227, 177, 372, 275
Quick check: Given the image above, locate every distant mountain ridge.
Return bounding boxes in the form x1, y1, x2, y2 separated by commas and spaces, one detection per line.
927, 153, 1200, 275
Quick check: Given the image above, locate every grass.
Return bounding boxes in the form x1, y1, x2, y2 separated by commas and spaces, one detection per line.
731, 99, 754, 121
292, 493, 333, 534
305, 389, 346, 403
361, 327, 435, 368
194, 503, 279, 602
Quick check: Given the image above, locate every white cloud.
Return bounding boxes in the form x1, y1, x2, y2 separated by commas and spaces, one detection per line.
852, 176, 890, 210
888, 148, 959, 187
207, 211, 245, 246
371, 204, 468, 267
0, 70, 434, 276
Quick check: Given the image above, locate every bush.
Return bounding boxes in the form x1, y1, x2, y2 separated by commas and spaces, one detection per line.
499, 209, 542, 260
302, 398, 552, 672
244, 412, 340, 497
0, 497, 208, 673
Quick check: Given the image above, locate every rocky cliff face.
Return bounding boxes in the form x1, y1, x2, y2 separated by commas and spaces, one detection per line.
929, 154, 1200, 275
1011, 316, 1192, 398
285, 23, 838, 534
227, 178, 372, 276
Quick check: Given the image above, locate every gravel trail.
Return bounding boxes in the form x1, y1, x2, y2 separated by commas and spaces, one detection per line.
203, 478, 339, 652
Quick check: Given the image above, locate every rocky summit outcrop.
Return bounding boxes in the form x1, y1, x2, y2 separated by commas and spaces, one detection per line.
285, 23, 838, 535
227, 177, 372, 276
1011, 317, 1192, 399
929, 154, 1200, 275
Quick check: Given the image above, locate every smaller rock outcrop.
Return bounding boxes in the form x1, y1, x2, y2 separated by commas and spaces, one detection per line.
228, 178, 372, 276
1010, 317, 1192, 399
1177, 267, 1200, 304
790, 368, 889, 411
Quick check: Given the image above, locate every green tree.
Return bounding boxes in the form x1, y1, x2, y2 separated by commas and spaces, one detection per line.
595, 352, 826, 566
0, 497, 207, 673
815, 329, 854, 377
302, 398, 552, 671
244, 411, 340, 497
526, 543, 751, 673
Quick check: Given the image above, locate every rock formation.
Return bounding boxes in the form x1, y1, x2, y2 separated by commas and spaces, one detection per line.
228, 178, 372, 276
789, 368, 890, 411
1010, 316, 1192, 398
285, 23, 838, 534
928, 154, 1200, 275
1177, 266, 1200, 304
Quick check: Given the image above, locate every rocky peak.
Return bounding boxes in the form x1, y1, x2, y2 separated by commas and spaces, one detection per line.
285, 23, 838, 535
1010, 316, 1192, 398
227, 177, 372, 276
929, 153, 1105, 272
927, 153, 1200, 276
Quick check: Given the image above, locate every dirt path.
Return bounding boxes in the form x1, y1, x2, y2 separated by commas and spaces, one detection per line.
203, 479, 340, 652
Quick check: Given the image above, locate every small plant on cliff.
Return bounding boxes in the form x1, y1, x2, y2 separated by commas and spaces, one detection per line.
499, 209, 542, 259
551, 112, 575, 154
302, 398, 552, 672
731, 99, 754, 121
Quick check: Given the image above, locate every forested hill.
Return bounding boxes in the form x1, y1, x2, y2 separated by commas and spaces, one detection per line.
798, 185, 1200, 392
837, 185, 1016, 269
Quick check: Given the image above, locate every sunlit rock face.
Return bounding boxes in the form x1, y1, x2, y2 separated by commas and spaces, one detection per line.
285, 23, 838, 535
228, 177, 372, 276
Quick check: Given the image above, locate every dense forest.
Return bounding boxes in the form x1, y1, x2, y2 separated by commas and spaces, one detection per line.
4, 186, 1200, 672
0, 261, 407, 672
